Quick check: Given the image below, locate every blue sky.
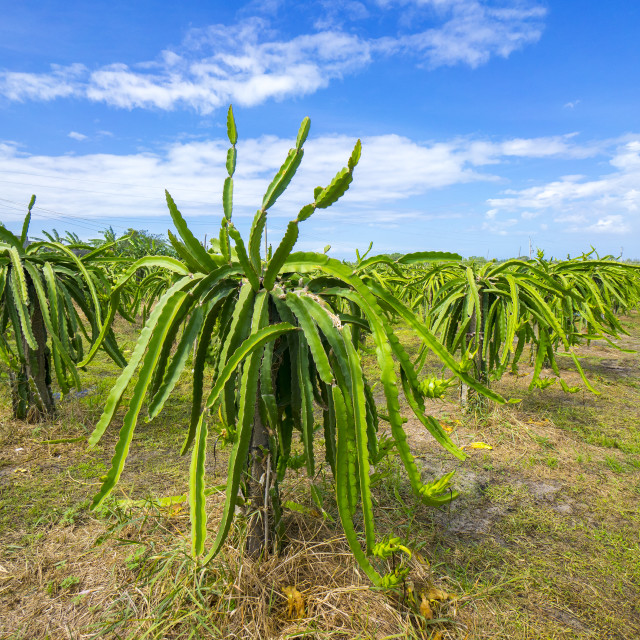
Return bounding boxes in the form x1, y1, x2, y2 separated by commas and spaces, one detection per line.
1, 0, 639, 259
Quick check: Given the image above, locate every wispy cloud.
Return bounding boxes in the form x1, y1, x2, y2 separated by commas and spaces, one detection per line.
0, 132, 474, 226
0, 126, 614, 260
462, 133, 594, 166
0, 130, 578, 230
482, 215, 519, 236
0, 1, 546, 112
81, 21, 371, 112
2, 129, 634, 253
375, 0, 546, 68
0, 63, 86, 102
583, 215, 629, 234
68, 131, 87, 141
486, 138, 640, 235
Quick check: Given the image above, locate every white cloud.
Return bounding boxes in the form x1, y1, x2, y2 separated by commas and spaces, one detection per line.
462, 133, 593, 166
314, 1, 370, 29
0, 20, 369, 113
554, 213, 587, 225
609, 139, 640, 172
375, 0, 545, 68
482, 216, 518, 236
583, 215, 629, 235
2, 129, 566, 241
0, 130, 604, 235
0, 132, 494, 228
498, 134, 585, 158
3, 129, 630, 249
0, 2, 546, 112
83, 25, 371, 112
0, 63, 85, 101
68, 131, 87, 141
486, 139, 640, 235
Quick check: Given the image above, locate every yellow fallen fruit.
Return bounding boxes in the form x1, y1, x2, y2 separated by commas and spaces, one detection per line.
426, 586, 452, 601
462, 442, 493, 450
420, 593, 433, 620
420, 595, 434, 620
283, 586, 304, 619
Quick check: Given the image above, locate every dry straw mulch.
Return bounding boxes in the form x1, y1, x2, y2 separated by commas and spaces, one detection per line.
1, 506, 458, 639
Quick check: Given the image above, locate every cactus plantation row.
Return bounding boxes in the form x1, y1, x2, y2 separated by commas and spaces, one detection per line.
1, 108, 639, 586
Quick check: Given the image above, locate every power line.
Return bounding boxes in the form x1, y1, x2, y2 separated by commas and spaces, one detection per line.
0, 199, 131, 234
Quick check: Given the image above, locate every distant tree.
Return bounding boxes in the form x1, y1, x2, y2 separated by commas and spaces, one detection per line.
464, 255, 488, 265
90, 227, 176, 260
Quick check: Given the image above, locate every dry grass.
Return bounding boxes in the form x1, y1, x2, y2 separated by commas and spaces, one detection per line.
1, 313, 639, 639
1, 500, 456, 639
0, 522, 130, 639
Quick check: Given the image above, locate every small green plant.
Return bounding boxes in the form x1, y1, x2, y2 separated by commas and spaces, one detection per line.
587, 433, 620, 449
125, 545, 148, 571
59, 575, 81, 590
59, 499, 91, 526
69, 460, 106, 480
605, 456, 625, 474
532, 434, 554, 448
545, 456, 558, 469
46, 575, 80, 595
